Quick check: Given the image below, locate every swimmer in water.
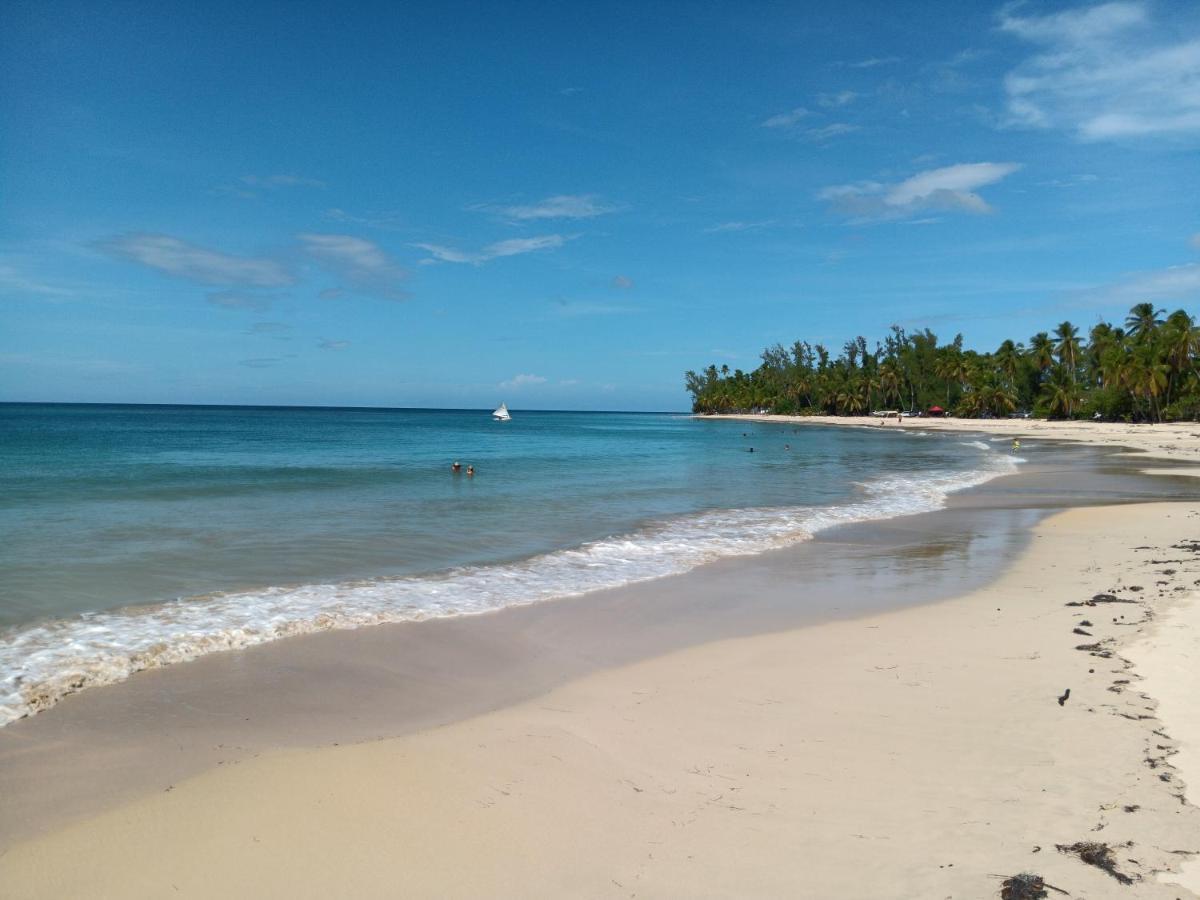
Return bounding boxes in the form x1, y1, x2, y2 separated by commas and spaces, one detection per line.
467, 464, 475, 476
451, 461, 462, 473
1011, 439, 1021, 452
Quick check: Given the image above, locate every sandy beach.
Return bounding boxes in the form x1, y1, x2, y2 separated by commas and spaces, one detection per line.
2, 424, 1200, 898
707, 413, 1200, 469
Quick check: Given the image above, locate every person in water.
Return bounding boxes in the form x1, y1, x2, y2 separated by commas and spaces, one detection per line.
451, 461, 462, 473
1011, 439, 1021, 452
467, 464, 475, 476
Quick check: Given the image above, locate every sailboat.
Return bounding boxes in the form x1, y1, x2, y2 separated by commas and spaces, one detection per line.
492, 402, 511, 422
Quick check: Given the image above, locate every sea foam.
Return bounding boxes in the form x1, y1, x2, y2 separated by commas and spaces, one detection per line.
0, 451, 1018, 726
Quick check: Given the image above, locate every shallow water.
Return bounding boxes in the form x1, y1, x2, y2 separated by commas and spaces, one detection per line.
0, 403, 1018, 724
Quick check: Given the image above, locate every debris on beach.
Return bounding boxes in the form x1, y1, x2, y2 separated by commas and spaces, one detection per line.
1057, 688, 1071, 706
999, 872, 1067, 898
1066, 594, 1137, 607
1055, 841, 1135, 884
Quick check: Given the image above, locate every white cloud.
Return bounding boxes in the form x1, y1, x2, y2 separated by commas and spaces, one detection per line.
325, 208, 405, 229
0, 265, 74, 297
805, 123, 860, 141
297, 233, 408, 300
98, 234, 295, 286
842, 56, 902, 69
1109, 262, 1200, 299
206, 291, 274, 312
414, 234, 567, 266
999, 1, 1200, 140
497, 195, 619, 220
499, 373, 547, 389
818, 90, 858, 107
318, 338, 351, 350
762, 107, 810, 128
612, 274, 634, 289
820, 162, 1021, 221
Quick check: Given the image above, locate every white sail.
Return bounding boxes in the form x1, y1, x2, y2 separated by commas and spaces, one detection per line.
492, 402, 511, 421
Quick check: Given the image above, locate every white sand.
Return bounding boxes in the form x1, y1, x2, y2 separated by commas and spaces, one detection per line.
3, 503, 1198, 898
708, 413, 1200, 467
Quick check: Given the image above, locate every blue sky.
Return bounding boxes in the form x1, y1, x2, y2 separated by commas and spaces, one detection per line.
2, 0, 1199, 411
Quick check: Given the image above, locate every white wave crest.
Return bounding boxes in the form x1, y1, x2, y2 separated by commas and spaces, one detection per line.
0, 452, 1018, 726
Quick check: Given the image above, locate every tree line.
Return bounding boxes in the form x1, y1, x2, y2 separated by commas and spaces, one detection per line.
684, 303, 1196, 421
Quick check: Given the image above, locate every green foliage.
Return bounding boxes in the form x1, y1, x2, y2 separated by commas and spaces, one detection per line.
684, 305, 1199, 422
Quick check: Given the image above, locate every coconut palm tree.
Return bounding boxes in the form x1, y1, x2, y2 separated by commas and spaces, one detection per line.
1028, 332, 1055, 373
1125, 302, 1165, 343
1053, 321, 1081, 376
993, 339, 1022, 390
1042, 366, 1080, 418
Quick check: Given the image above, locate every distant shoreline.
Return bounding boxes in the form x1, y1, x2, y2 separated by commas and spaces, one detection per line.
700, 412, 1200, 467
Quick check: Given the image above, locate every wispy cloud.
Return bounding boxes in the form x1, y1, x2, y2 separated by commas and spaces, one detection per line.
820, 162, 1021, 221
818, 90, 858, 108
761, 107, 810, 128
1190, 233, 1200, 250
239, 357, 282, 368
318, 338, 350, 350
999, 1, 1200, 140
499, 373, 547, 389
0, 264, 74, 298
206, 290, 275, 312
415, 234, 568, 266
297, 233, 409, 300
97, 233, 294, 286
612, 274, 634, 289
805, 122, 860, 141
325, 208, 405, 230
839, 56, 902, 69
1106, 262, 1200, 299
493, 194, 620, 220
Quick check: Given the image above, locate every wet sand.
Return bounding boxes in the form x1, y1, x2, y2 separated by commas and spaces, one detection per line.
1, 435, 1199, 896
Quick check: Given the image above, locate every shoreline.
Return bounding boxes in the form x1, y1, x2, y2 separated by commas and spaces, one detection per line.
702, 412, 1200, 467
2, 427, 1200, 895
2, 501, 1198, 897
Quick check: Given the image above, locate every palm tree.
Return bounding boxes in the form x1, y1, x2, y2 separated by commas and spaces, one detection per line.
878, 360, 903, 408
1160, 310, 1198, 407
1125, 303, 1165, 343
1053, 321, 1081, 376
1028, 332, 1055, 373
994, 339, 1022, 390
1042, 365, 1080, 418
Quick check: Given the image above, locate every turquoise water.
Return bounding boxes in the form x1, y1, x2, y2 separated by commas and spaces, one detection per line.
0, 403, 1017, 724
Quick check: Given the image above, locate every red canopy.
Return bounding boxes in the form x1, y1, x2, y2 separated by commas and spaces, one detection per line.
928, 406, 944, 412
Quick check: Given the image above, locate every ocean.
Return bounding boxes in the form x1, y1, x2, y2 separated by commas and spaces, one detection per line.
0, 403, 1018, 725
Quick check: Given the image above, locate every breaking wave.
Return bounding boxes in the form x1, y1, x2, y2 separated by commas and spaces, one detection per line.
0, 452, 1018, 726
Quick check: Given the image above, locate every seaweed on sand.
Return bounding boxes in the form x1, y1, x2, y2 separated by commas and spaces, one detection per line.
999, 873, 1067, 898
1055, 841, 1135, 884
